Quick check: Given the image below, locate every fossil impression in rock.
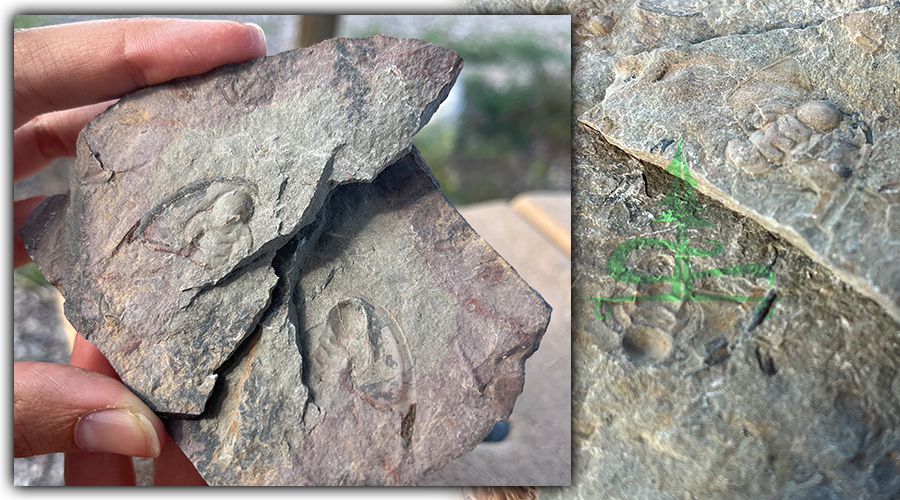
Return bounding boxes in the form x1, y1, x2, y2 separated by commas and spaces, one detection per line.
20, 36, 464, 416
21, 36, 466, 416
170, 150, 551, 485
20, 35, 551, 485
582, 6, 900, 323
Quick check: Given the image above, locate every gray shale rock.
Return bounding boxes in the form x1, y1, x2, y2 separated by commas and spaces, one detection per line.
468, 0, 885, 116
169, 150, 551, 485
20, 36, 463, 415
581, 5, 900, 323
19, 34, 551, 486
557, 126, 900, 500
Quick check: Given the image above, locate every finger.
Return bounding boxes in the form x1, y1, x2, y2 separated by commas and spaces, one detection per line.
153, 433, 208, 486
14, 196, 47, 269
65, 452, 136, 486
14, 18, 266, 128
13, 361, 164, 459
64, 335, 137, 485
14, 101, 115, 182
72, 334, 207, 486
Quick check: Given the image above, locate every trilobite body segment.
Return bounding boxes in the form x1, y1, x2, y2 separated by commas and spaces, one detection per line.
726, 98, 868, 197
610, 277, 686, 365
748, 125, 792, 163
188, 190, 255, 269
137, 180, 256, 270
726, 136, 769, 174
776, 113, 812, 143
314, 297, 407, 408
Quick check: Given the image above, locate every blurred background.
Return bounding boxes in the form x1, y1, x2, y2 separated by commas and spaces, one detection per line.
13, 15, 571, 487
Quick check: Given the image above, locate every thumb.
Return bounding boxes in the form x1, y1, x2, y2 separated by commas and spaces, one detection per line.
13, 361, 164, 458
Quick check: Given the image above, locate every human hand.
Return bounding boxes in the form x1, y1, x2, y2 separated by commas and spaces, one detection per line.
13, 17, 267, 485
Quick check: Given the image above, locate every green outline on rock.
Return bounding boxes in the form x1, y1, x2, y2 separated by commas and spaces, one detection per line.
586, 139, 775, 321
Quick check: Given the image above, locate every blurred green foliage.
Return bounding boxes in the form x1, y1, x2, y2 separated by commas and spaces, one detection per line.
14, 15, 48, 29
15, 262, 49, 288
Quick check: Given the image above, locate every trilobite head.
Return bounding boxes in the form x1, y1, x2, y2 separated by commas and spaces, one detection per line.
210, 190, 254, 226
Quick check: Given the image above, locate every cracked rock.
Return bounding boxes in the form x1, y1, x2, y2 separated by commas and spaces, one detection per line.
467, 0, 883, 116
169, 149, 551, 485
460, 0, 900, 498
582, 5, 900, 323
19, 36, 463, 415
556, 128, 900, 500
19, 34, 551, 486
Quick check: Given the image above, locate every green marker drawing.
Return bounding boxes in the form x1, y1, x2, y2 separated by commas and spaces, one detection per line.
586, 139, 775, 321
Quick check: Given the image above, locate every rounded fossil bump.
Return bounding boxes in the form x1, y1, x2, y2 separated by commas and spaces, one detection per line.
747, 110, 778, 131
327, 298, 370, 347
622, 326, 672, 363
210, 190, 254, 226
796, 100, 842, 132
323, 297, 407, 408
749, 125, 793, 163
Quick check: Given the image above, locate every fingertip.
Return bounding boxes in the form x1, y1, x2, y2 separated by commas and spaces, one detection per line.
244, 22, 267, 54
13, 362, 164, 458
14, 18, 271, 125
133, 18, 268, 83
69, 336, 167, 457
74, 409, 162, 458
149, 413, 168, 459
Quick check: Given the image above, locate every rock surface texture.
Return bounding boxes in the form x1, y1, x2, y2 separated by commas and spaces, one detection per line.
21, 35, 463, 416
171, 151, 550, 485
583, 7, 900, 324
20, 36, 551, 485
464, 1, 900, 499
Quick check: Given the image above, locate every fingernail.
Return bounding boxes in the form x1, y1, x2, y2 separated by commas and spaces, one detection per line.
245, 22, 266, 45
75, 409, 161, 458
